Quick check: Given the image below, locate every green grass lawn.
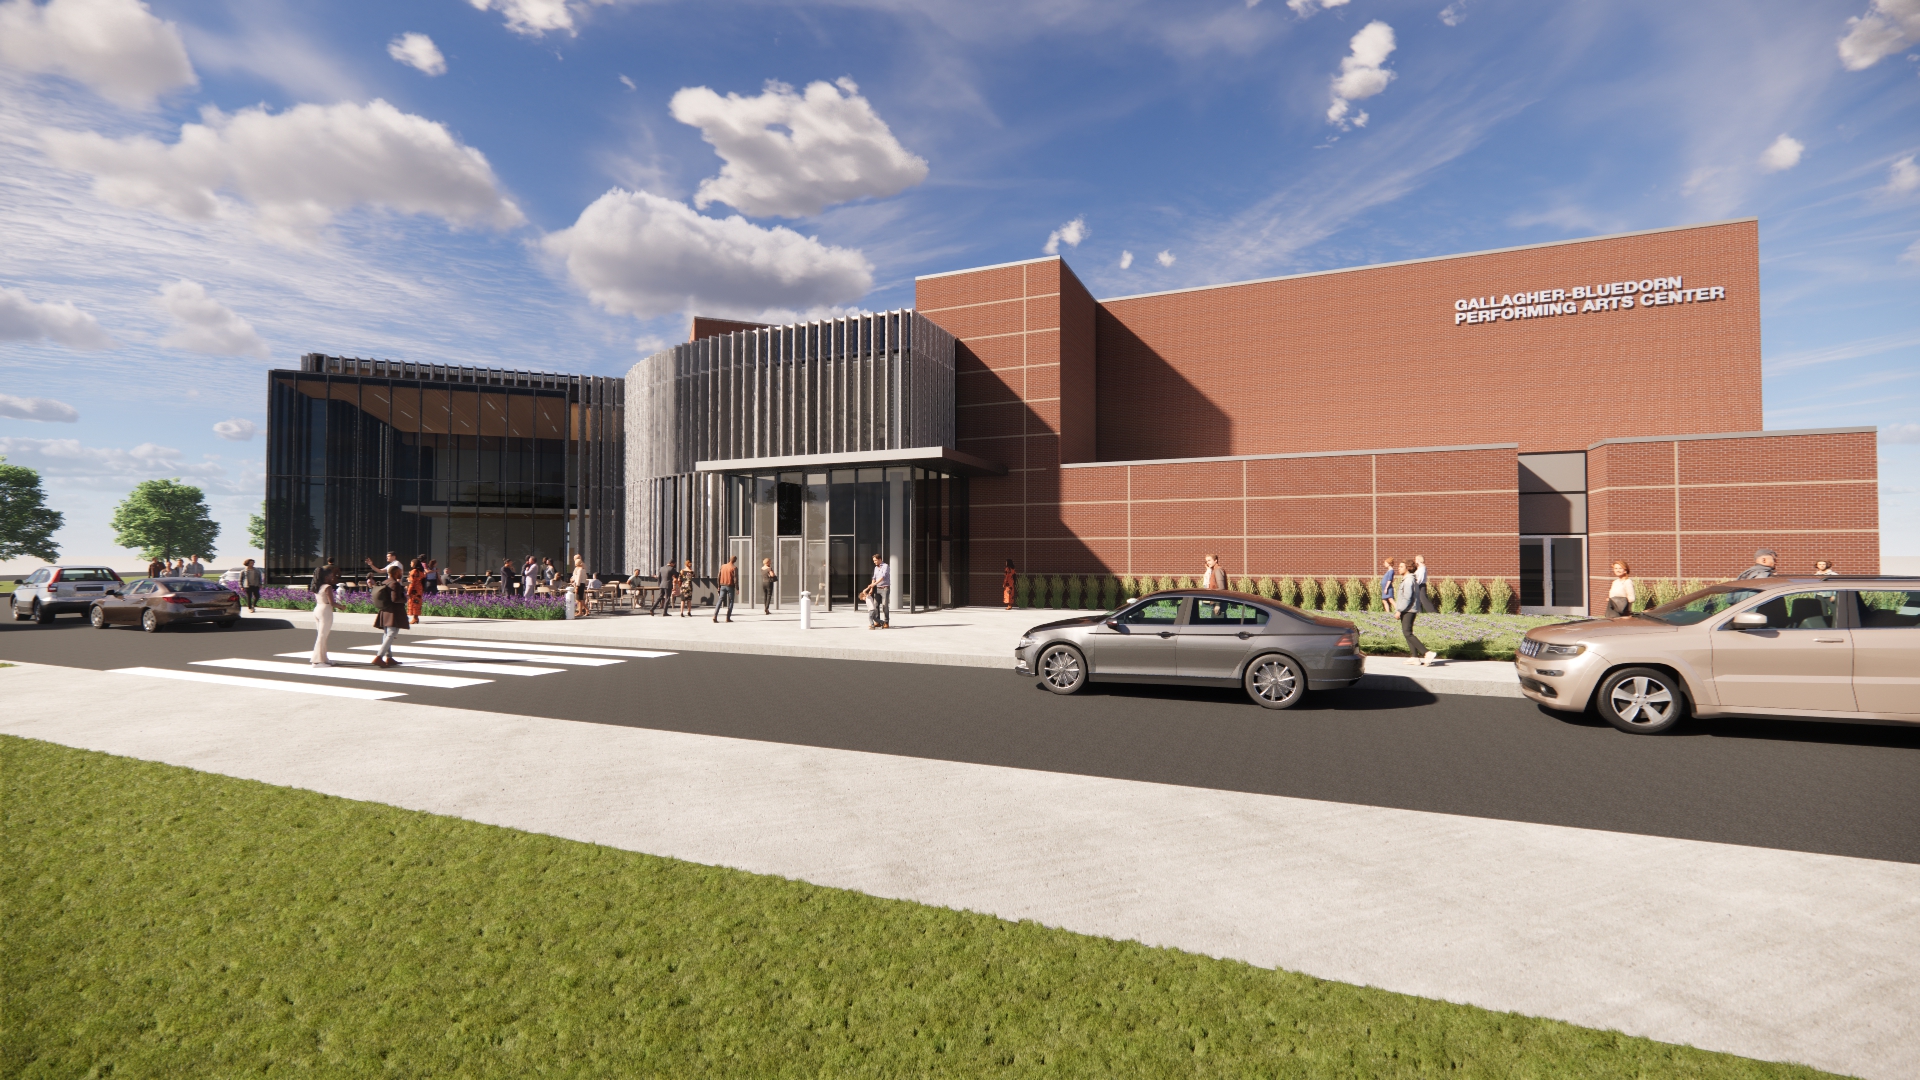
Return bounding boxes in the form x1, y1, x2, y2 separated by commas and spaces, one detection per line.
1, 736, 1833, 1079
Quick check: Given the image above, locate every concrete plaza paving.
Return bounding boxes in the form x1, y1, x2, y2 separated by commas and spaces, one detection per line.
2, 657, 1913, 1079
264, 602, 1527, 697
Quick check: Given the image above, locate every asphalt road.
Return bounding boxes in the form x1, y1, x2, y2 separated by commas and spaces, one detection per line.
3, 612, 1916, 864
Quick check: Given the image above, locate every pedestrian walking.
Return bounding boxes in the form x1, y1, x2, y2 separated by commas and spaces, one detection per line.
1393, 557, 1436, 666
761, 557, 777, 613
1814, 560, 1838, 577
1201, 553, 1226, 590
1604, 560, 1636, 617
1736, 548, 1778, 579
310, 567, 337, 666
677, 559, 694, 616
863, 552, 890, 628
407, 557, 426, 625
370, 566, 408, 667
1413, 554, 1435, 612
1378, 559, 1396, 614
424, 559, 440, 595
570, 554, 590, 618
499, 558, 515, 597
712, 555, 738, 622
239, 558, 263, 612
1002, 558, 1017, 609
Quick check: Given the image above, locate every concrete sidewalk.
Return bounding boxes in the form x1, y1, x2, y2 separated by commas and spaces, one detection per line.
1, 659, 1911, 1079
260, 604, 1525, 697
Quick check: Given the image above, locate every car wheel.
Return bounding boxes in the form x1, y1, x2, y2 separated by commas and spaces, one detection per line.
1597, 667, 1688, 734
7, 596, 19, 621
90, 605, 110, 629
141, 608, 160, 633
1245, 653, 1306, 710
33, 599, 51, 623
1037, 644, 1087, 695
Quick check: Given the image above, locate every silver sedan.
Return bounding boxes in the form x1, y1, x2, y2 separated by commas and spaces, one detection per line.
1014, 590, 1363, 709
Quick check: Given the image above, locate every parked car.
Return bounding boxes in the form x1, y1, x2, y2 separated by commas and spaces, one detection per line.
220, 566, 245, 588
9, 566, 125, 623
1015, 590, 1362, 709
88, 577, 241, 632
1518, 577, 1920, 734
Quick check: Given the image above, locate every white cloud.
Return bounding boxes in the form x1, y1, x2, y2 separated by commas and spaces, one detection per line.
1119, 250, 1134, 269
0, 0, 195, 107
1327, 21, 1396, 130
1439, 1, 1468, 26
0, 436, 222, 485
1285, 0, 1349, 16
212, 418, 256, 441
158, 279, 269, 357
542, 188, 873, 321
670, 78, 929, 219
387, 32, 446, 77
0, 286, 115, 348
0, 394, 79, 422
619, 74, 635, 91
42, 99, 526, 241
1880, 422, 1920, 443
1043, 215, 1088, 255
1838, 0, 1920, 70
1758, 134, 1804, 172
1156, 249, 1176, 267
1888, 155, 1920, 194
1902, 237, 1920, 265
470, 0, 629, 37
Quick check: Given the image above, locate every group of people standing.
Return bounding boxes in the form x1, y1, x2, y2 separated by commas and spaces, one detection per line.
146, 555, 205, 579
630, 553, 889, 625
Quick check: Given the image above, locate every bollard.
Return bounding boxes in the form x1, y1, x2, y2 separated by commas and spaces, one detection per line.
799, 589, 812, 630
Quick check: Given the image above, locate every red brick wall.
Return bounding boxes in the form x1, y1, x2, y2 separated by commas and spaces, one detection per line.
688, 316, 769, 342
1586, 429, 1879, 613
1097, 220, 1761, 458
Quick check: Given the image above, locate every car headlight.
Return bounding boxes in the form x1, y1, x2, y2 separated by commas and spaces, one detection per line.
1016, 636, 1036, 649
1539, 643, 1586, 657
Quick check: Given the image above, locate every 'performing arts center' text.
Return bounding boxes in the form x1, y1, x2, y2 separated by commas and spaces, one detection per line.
1453, 277, 1726, 326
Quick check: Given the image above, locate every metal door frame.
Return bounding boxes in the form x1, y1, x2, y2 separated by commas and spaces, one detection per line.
1520, 534, 1588, 615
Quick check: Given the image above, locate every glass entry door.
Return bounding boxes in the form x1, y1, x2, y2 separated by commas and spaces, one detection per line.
1520, 535, 1587, 614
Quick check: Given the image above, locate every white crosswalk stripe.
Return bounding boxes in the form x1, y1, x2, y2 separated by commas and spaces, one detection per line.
414, 639, 675, 659
352, 644, 622, 666
109, 666, 403, 700
276, 652, 565, 677
194, 658, 491, 689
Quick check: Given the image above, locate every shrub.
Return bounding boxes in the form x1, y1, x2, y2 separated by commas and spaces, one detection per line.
1654, 578, 1681, 608
1438, 577, 1462, 614
1683, 579, 1709, 600
1633, 579, 1656, 612
1462, 577, 1487, 615
1177, 576, 1197, 590
1343, 577, 1364, 613
1321, 577, 1342, 610
1102, 576, 1120, 609
251, 587, 565, 620
1015, 574, 1031, 608
1298, 577, 1319, 610
1045, 575, 1063, 607
1362, 576, 1380, 612
1278, 577, 1298, 607
1066, 575, 1083, 608
1488, 577, 1513, 614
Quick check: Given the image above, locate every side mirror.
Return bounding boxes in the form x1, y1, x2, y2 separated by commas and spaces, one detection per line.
1105, 619, 1121, 631
1731, 611, 1768, 629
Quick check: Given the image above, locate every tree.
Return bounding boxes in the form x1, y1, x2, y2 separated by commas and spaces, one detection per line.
0, 456, 63, 561
247, 502, 266, 551
112, 479, 220, 561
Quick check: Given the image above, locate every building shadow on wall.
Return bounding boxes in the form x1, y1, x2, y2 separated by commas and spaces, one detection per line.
1093, 309, 1233, 462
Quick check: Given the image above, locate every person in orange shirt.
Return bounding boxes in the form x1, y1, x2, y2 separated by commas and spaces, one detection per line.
406, 556, 426, 625
713, 555, 738, 622
1002, 559, 1017, 609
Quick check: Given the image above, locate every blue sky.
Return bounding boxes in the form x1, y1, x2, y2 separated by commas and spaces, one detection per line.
2, 0, 1916, 566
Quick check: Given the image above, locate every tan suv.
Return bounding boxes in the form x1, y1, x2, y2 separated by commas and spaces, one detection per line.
1517, 578, 1920, 734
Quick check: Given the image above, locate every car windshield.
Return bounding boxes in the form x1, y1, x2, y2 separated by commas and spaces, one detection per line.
167, 580, 227, 593
1637, 584, 1764, 625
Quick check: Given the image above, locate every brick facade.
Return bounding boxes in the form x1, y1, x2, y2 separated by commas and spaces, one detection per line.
1587, 429, 1880, 614
913, 220, 1878, 606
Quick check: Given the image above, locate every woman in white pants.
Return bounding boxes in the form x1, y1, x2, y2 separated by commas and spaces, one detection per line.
311, 569, 336, 666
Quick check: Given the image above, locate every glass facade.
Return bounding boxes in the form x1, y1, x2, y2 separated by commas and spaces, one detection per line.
711, 466, 968, 612
265, 355, 622, 583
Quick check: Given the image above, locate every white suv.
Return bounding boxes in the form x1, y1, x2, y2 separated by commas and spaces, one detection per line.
10, 566, 126, 623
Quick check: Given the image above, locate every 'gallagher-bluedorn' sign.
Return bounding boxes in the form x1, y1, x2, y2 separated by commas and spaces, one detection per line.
1454, 276, 1725, 326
